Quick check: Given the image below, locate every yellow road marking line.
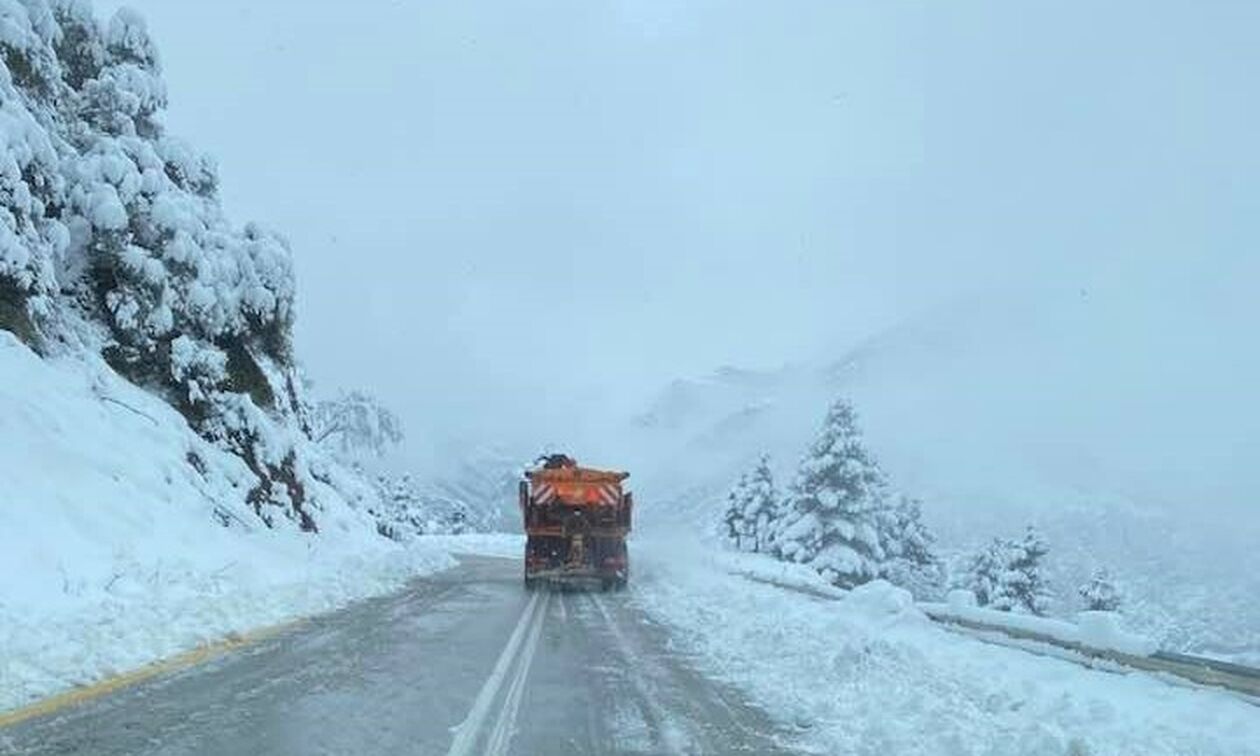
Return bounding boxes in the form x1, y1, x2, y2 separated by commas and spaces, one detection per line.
0, 619, 303, 731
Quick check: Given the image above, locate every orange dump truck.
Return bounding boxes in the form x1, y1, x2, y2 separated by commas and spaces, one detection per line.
520, 454, 632, 590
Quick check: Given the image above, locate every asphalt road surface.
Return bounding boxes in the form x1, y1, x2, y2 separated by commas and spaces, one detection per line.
1, 556, 798, 755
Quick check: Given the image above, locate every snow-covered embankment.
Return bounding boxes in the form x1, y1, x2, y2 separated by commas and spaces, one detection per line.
0, 335, 455, 712
628, 538, 1260, 756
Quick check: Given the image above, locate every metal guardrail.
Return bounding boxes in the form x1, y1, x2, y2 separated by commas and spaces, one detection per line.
1152, 650, 1260, 681
736, 571, 1260, 700
922, 609, 1260, 699
1147, 650, 1260, 696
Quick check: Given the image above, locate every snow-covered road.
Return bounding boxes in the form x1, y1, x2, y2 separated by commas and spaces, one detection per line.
0, 555, 792, 756
6, 541, 1258, 756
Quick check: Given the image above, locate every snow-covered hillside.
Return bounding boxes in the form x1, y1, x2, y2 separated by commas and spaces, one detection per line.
0, 333, 456, 710
0, 0, 361, 534
622, 286, 1260, 657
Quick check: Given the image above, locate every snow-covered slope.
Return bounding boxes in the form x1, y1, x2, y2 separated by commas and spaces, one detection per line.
622, 285, 1260, 655
0, 333, 456, 710
0, 0, 369, 537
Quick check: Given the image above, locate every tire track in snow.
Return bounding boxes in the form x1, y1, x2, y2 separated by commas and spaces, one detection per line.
588, 592, 695, 755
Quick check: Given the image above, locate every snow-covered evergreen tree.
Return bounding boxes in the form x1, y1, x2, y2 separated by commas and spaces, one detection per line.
879, 495, 943, 598
740, 454, 778, 553
1078, 568, 1123, 611
773, 400, 887, 588
891, 496, 935, 564
963, 526, 1052, 614
722, 471, 750, 550
721, 455, 778, 552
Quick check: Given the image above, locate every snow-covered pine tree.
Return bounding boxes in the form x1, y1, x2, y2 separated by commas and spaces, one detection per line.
879, 495, 943, 598
894, 496, 935, 565
773, 399, 887, 588
963, 526, 1052, 614
1078, 568, 1123, 611
722, 471, 750, 550
740, 454, 778, 553
1014, 526, 1052, 614
962, 538, 1013, 610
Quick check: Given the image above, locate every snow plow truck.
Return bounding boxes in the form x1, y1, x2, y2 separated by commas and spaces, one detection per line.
520, 454, 632, 591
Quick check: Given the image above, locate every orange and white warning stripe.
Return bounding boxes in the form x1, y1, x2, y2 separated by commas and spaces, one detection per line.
598, 484, 620, 507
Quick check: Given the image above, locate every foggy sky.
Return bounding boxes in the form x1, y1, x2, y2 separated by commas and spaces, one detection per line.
98, 1, 1258, 463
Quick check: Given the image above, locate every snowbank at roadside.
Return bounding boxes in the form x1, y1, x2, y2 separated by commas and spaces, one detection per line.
0, 539, 455, 713
0, 336, 461, 712
630, 537, 1260, 756
712, 548, 847, 599
922, 590, 1159, 657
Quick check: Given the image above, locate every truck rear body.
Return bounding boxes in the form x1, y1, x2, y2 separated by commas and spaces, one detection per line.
520, 456, 632, 590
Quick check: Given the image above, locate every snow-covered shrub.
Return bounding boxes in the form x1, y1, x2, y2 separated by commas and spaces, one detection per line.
772, 400, 888, 588
1078, 568, 1123, 612
369, 472, 494, 540
0, 14, 68, 344
961, 526, 1052, 615
722, 454, 779, 553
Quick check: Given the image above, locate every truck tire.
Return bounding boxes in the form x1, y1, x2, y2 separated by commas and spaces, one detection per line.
524, 576, 537, 592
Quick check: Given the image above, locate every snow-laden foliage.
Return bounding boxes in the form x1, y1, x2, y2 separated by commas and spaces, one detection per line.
311, 390, 404, 461
1078, 567, 1123, 612
722, 454, 778, 553
0, 1, 342, 532
878, 495, 944, 599
367, 472, 492, 541
961, 526, 1052, 615
771, 400, 888, 588
722, 470, 750, 548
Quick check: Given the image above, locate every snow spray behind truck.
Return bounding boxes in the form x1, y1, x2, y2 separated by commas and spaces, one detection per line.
520, 454, 632, 590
